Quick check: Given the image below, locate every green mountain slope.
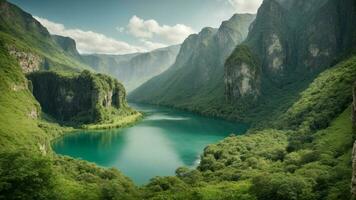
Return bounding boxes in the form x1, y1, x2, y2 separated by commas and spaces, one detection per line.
129, 14, 255, 113
1, 0, 356, 199
0, 0, 90, 72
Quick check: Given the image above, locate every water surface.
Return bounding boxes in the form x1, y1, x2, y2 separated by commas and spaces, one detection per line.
53, 103, 248, 185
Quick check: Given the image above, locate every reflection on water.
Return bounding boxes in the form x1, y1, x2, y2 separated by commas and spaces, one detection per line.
53, 103, 248, 185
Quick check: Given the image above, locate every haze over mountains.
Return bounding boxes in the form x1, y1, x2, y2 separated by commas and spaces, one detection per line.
82, 45, 180, 92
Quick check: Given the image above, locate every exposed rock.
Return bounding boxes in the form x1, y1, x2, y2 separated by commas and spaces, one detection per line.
225, 45, 260, 102
38, 143, 47, 155
7, 46, 42, 73
28, 107, 38, 119
12, 83, 26, 91
27, 70, 129, 124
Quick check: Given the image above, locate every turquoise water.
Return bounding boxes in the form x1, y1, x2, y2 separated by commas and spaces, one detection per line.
53, 103, 248, 185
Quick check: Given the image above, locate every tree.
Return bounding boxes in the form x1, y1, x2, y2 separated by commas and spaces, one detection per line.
0, 150, 56, 200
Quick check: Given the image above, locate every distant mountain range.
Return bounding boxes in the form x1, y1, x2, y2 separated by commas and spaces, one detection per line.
82, 45, 180, 92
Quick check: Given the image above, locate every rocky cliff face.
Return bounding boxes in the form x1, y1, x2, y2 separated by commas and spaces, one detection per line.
52, 35, 80, 57
129, 14, 255, 108
7, 45, 42, 73
225, 0, 356, 105
225, 45, 260, 102
27, 70, 128, 124
82, 45, 180, 92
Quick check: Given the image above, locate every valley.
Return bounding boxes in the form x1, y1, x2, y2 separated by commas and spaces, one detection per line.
0, 0, 356, 199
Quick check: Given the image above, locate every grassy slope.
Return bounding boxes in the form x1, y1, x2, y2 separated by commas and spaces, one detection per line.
0, 42, 47, 151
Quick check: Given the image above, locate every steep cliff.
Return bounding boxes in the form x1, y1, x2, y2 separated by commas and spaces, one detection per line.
52, 35, 81, 58
27, 70, 130, 124
129, 14, 255, 114
82, 45, 180, 92
224, 0, 356, 122
6, 44, 43, 73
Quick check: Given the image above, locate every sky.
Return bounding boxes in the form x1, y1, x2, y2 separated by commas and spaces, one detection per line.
9, 0, 263, 54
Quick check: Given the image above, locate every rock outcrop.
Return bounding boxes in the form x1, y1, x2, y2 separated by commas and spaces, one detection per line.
225, 45, 260, 103
7, 45, 42, 73
27, 70, 129, 124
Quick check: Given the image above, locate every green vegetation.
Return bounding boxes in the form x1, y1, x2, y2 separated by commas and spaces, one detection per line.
0, 36, 141, 199
27, 70, 138, 126
138, 53, 356, 199
0, 1, 142, 198
0, 0, 356, 199
82, 112, 142, 130
278, 56, 356, 132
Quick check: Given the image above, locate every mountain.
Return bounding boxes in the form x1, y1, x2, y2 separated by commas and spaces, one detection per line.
82, 53, 139, 73
82, 45, 180, 92
0, 0, 92, 72
129, 14, 256, 113
223, 0, 356, 124
1, 0, 356, 199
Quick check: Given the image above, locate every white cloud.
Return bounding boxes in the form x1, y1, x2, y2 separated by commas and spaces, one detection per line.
139, 39, 167, 50
125, 15, 195, 45
34, 16, 146, 54
227, 0, 263, 13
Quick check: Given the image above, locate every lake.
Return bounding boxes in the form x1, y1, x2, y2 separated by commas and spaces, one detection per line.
52, 103, 248, 185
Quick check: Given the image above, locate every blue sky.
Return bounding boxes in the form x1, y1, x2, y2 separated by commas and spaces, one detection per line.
9, 0, 262, 54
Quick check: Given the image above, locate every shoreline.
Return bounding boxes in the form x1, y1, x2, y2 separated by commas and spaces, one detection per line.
81, 112, 143, 130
